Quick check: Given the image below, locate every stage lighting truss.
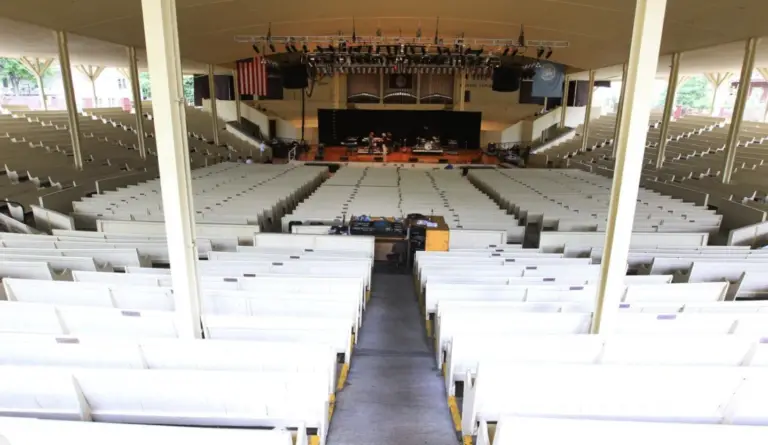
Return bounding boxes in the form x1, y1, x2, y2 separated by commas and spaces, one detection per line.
236, 34, 567, 74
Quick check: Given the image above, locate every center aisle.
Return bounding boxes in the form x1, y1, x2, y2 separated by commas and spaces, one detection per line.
327, 270, 459, 445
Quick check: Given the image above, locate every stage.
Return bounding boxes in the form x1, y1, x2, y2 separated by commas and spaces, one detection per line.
297, 146, 499, 165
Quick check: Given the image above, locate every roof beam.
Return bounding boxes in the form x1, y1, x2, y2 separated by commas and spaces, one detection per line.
18, 57, 53, 78
75, 65, 105, 82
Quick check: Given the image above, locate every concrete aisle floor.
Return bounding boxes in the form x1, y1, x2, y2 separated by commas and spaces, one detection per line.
326, 271, 459, 445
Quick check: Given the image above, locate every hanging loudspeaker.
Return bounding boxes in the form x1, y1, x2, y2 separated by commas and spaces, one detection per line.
492, 66, 521, 92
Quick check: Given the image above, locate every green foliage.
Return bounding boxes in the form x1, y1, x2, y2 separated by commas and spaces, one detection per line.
139, 72, 151, 99
656, 75, 713, 110
137, 72, 195, 104
183, 76, 194, 104
0, 58, 36, 94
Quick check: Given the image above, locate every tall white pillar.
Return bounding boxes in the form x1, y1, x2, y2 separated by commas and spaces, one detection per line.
127, 46, 147, 160
559, 75, 570, 128
722, 38, 759, 184
655, 52, 681, 169
379, 70, 384, 104
592, 0, 668, 334
55, 31, 84, 170
580, 70, 595, 151
140, 0, 203, 338
611, 63, 628, 159
233, 68, 242, 123
208, 64, 220, 146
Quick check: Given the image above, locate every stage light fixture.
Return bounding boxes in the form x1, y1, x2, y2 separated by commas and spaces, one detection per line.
545, 47, 553, 59
537, 46, 544, 58
302, 44, 308, 53
285, 43, 293, 52
328, 44, 335, 53
269, 43, 276, 53
502, 47, 509, 56
511, 47, 518, 57
252, 44, 260, 54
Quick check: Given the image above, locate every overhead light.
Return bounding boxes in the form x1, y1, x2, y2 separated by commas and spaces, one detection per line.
545, 47, 553, 59
537, 46, 544, 59
328, 44, 335, 53
252, 44, 260, 54
502, 47, 509, 56
511, 48, 518, 57
269, 42, 276, 53
285, 43, 293, 52
302, 44, 308, 53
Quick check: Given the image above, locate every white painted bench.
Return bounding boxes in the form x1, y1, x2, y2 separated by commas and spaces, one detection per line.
204, 256, 373, 288
3, 279, 175, 311
479, 417, 768, 445
0, 248, 147, 269
0, 365, 331, 442
0, 261, 70, 280
203, 315, 354, 363
445, 334, 765, 396
236, 245, 371, 258
462, 363, 768, 434
0, 335, 337, 395
97, 220, 260, 249
252, 233, 375, 257
0, 255, 109, 272
682, 261, 768, 283
539, 232, 709, 250
0, 417, 299, 445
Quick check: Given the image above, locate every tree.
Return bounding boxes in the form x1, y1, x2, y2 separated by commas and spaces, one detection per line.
675, 76, 712, 110
139, 72, 151, 99
138, 73, 195, 105
182, 75, 194, 104
0, 58, 35, 95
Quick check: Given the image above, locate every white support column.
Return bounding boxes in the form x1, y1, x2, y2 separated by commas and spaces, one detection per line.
379, 69, 384, 104
757, 68, 768, 122
704, 72, 733, 117
75, 65, 105, 108
127, 46, 147, 160
655, 52, 681, 169
19, 57, 54, 111
580, 70, 595, 151
611, 63, 628, 159
232, 68, 242, 123
722, 37, 759, 185
458, 70, 467, 111
559, 75, 570, 128
208, 64, 220, 146
55, 31, 84, 170
592, 0, 667, 335
333, 74, 341, 109
140, 0, 202, 339
416, 72, 422, 104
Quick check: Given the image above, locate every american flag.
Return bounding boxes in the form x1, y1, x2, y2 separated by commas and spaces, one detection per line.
237, 56, 267, 97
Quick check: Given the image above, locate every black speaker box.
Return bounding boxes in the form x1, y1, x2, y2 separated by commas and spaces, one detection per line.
492, 66, 521, 92
340, 156, 349, 162
281, 63, 309, 89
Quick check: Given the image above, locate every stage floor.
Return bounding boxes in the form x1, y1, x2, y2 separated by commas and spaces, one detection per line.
297, 146, 499, 164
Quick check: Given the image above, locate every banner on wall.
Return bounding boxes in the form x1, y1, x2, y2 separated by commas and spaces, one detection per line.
531, 62, 565, 98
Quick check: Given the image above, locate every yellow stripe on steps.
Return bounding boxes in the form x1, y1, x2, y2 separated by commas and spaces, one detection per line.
448, 396, 462, 432
336, 363, 350, 391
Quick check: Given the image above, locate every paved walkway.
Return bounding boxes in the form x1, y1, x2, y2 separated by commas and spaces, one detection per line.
326, 272, 458, 445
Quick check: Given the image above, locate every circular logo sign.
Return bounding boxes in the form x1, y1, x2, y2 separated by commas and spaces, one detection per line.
540, 63, 556, 81
395, 74, 407, 88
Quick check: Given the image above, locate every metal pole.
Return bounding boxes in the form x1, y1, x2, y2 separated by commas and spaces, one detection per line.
592, 0, 667, 334
232, 68, 242, 123
559, 76, 570, 128
301, 87, 306, 141
459, 70, 467, 111
722, 37, 759, 184
580, 70, 595, 151
655, 52, 681, 169
140, 0, 203, 338
333, 74, 341, 109
55, 31, 84, 170
612, 63, 628, 159
379, 69, 384, 104
127, 46, 147, 160
208, 64, 220, 146
416, 72, 421, 104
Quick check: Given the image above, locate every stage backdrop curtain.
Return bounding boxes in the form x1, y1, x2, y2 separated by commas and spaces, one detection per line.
317, 109, 481, 149
347, 73, 380, 103
420, 73, 454, 104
